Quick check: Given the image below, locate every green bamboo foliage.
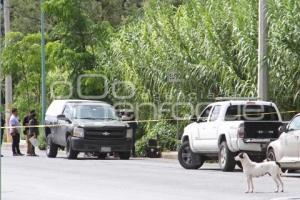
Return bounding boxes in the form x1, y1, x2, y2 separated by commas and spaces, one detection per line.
268, 0, 300, 114
97, 0, 300, 121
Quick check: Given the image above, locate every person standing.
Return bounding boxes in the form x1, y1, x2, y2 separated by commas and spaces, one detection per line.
23, 110, 35, 156
128, 113, 138, 157
9, 108, 24, 156
28, 112, 39, 156
1, 113, 5, 157
23, 111, 30, 155
122, 111, 138, 157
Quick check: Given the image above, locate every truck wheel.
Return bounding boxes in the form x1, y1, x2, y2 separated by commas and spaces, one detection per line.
66, 136, 78, 159
97, 153, 107, 160
267, 148, 276, 161
178, 141, 204, 170
46, 134, 58, 158
219, 141, 236, 172
267, 149, 291, 172
119, 152, 130, 160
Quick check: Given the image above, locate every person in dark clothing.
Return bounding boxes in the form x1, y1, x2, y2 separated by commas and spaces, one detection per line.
9, 108, 24, 156
129, 118, 137, 157
23, 111, 30, 154
122, 111, 138, 157
23, 110, 36, 155
1, 113, 5, 157
28, 112, 39, 156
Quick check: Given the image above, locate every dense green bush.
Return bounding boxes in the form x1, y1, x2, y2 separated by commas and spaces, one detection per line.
135, 121, 179, 156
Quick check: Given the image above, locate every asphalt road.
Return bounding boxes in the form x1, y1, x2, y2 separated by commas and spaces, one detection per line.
1, 148, 300, 200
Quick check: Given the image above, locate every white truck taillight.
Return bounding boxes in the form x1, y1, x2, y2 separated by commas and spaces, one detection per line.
237, 123, 245, 138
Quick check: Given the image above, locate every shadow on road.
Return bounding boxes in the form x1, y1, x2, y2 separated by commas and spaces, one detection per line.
199, 168, 243, 172
54, 156, 146, 161
283, 175, 300, 178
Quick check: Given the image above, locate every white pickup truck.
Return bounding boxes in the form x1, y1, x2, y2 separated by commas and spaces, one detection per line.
178, 100, 283, 171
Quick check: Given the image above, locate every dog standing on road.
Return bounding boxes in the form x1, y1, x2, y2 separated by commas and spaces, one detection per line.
234, 152, 284, 193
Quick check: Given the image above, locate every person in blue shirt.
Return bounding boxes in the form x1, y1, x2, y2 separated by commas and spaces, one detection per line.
9, 108, 24, 156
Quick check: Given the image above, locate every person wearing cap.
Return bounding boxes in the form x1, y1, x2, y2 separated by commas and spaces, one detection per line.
28, 112, 39, 156
9, 108, 24, 156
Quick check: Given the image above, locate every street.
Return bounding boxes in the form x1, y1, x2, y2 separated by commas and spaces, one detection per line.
1, 148, 300, 200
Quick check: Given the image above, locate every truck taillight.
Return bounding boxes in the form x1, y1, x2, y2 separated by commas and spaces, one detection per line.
238, 124, 245, 138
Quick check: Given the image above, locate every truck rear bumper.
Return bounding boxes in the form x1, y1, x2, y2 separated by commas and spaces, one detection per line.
70, 137, 132, 153
236, 138, 272, 153
243, 138, 275, 143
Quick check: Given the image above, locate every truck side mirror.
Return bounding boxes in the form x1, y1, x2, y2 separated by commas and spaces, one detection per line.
278, 125, 287, 134
57, 114, 71, 123
197, 117, 207, 123
189, 115, 197, 122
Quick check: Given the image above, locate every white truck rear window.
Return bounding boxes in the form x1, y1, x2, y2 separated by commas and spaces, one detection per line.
225, 105, 279, 121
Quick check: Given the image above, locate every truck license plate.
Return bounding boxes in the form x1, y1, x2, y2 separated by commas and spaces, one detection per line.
101, 147, 111, 152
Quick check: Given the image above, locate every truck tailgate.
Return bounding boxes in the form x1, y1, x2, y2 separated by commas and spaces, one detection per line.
244, 121, 283, 139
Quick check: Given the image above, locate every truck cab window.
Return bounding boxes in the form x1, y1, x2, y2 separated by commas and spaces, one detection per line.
209, 105, 221, 121
63, 105, 72, 120
199, 106, 212, 122
289, 116, 300, 131
225, 105, 279, 121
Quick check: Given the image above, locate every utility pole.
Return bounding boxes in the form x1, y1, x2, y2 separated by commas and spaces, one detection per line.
1, 3, 4, 198
4, 0, 12, 142
0, 0, 3, 145
258, 0, 268, 101
40, 0, 46, 127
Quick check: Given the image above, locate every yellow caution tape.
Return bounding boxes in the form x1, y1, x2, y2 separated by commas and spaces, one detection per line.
0, 110, 298, 129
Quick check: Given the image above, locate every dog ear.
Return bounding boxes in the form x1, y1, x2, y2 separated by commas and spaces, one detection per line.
239, 153, 244, 159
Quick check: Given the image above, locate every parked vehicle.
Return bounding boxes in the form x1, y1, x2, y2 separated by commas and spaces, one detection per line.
178, 100, 283, 171
45, 100, 133, 159
267, 114, 300, 170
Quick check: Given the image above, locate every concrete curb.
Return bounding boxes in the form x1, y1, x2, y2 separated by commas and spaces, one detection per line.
2, 140, 27, 149
161, 151, 178, 159
2, 143, 179, 160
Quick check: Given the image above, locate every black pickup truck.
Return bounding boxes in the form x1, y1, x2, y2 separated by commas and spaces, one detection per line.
45, 100, 132, 159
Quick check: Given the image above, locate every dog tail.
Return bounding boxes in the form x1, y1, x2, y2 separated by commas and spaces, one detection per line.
275, 161, 281, 168
275, 162, 285, 176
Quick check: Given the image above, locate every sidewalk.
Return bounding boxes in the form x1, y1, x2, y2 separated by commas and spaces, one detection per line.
161, 151, 177, 159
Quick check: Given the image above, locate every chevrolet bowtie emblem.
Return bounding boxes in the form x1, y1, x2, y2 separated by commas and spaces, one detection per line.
102, 132, 111, 136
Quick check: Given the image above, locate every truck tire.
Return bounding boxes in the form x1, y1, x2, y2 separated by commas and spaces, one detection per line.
219, 141, 236, 172
96, 153, 107, 160
178, 141, 204, 170
46, 134, 58, 158
267, 148, 291, 172
267, 148, 276, 161
66, 136, 78, 159
119, 152, 130, 160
